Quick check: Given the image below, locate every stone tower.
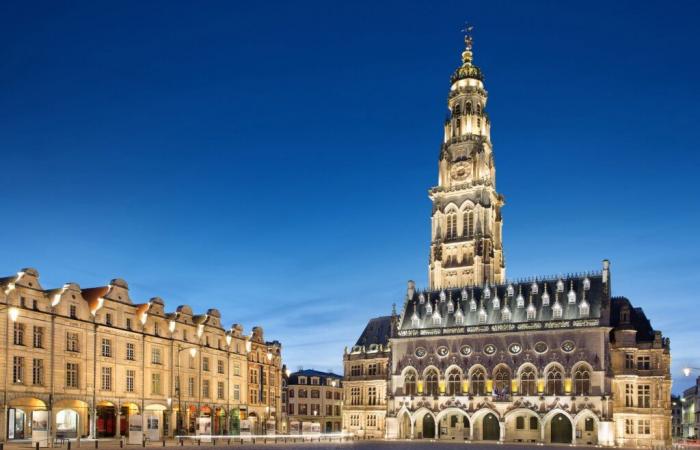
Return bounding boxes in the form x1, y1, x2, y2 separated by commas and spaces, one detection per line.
428, 30, 505, 289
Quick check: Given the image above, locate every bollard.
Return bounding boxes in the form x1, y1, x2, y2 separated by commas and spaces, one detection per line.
95, 440, 99, 449
163, 439, 166, 447
197, 439, 200, 446
180, 438, 184, 447
68, 442, 72, 450
37, 442, 40, 450
120, 438, 124, 448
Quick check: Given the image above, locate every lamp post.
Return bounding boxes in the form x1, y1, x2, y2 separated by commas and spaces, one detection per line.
176, 346, 197, 436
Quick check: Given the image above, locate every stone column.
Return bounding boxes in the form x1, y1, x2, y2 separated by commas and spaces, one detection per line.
114, 407, 121, 439
499, 420, 505, 442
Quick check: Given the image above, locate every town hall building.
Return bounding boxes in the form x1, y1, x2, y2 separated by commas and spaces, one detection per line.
346, 31, 672, 447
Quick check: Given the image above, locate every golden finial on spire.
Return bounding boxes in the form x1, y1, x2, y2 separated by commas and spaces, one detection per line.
460, 22, 474, 65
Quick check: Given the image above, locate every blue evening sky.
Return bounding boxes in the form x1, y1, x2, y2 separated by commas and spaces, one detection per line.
1, 1, 698, 391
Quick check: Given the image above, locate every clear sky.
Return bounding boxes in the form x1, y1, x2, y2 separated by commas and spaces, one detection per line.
1, 1, 698, 392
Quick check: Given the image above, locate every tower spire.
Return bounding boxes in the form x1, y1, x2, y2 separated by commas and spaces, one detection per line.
461, 23, 474, 65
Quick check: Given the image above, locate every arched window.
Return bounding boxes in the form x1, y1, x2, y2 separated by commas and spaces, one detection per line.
404, 370, 417, 396
425, 369, 439, 396
447, 368, 461, 396
463, 211, 474, 237
573, 367, 590, 395
466, 102, 472, 114
446, 214, 457, 239
476, 104, 482, 115
454, 103, 461, 116
520, 367, 537, 396
471, 368, 486, 396
546, 367, 563, 395
493, 367, 510, 399
453, 119, 461, 137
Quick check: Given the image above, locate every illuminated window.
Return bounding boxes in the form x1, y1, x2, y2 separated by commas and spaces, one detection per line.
573, 368, 590, 395
520, 367, 537, 396
463, 211, 474, 237
404, 371, 416, 396
546, 367, 563, 395
471, 369, 485, 396
425, 369, 439, 396
447, 369, 461, 396
446, 214, 457, 239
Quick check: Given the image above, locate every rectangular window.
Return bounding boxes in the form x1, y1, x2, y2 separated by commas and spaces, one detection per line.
33, 326, 44, 348
126, 370, 135, 392
368, 386, 377, 405
334, 405, 340, 416
151, 347, 162, 365
298, 404, 307, 415
188, 377, 195, 397
625, 384, 634, 407
368, 363, 378, 376
638, 384, 651, 408
66, 332, 79, 352
101, 338, 112, 357
66, 362, 79, 388
637, 419, 650, 435
326, 405, 333, 416
13, 322, 24, 345
203, 357, 209, 371
516, 416, 525, 429
217, 359, 225, 374
126, 343, 135, 361
217, 381, 224, 399
154, 322, 160, 336
625, 419, 634, 435
530, 416, 539, 430
69, 304, 77, 319
311, 389, 320, 399
233, 363, 241, 376
624, 353, 634, 369
351, 387, 361, 406
32, 358, 44, 385
288, 404, 294, 415
151, 373, 161, 395
367, 415, 376, 427
126, 318, 132, 330
12, 356, 24, 383
637, 355, 651, 370
101, 367, 112, 390
233, 384, 240, 401
326, 391, 332, 400
351, 365, 361, 376
105, 313, 112, 326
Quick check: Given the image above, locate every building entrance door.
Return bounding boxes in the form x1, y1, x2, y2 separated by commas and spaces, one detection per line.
422, 415, 435, 439
482, 413, 499, 441
550, 414, 572, 444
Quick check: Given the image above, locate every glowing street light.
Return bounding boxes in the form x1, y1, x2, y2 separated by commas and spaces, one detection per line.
8, 307, 19, 322
189, 347, 197, 358
683, 367, 700, 377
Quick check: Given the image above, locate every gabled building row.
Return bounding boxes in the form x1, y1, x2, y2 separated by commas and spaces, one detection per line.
0, 268, 283, 442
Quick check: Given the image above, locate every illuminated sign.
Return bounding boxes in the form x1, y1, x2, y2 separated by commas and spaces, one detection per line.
396, 319, 600, 337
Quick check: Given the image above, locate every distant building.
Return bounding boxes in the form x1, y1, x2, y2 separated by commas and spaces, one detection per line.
342, 316, 392, 438
672, 395, 682, 438
681, 377, 699, 438
286, 369, 342, 433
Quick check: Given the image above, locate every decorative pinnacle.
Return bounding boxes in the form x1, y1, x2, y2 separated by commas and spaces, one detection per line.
461, 22, 474, 65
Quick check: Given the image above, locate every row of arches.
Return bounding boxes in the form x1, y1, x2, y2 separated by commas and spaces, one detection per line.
397, 407, 599, 444
401, 362, 592, 397
451, 101, 483, 117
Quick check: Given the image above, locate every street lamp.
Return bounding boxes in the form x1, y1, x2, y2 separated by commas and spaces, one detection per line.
176, 346, 198, 435
683, 367, 700, 377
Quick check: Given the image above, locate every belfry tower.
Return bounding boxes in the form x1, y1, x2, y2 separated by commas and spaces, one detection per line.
428, 28, 505, 289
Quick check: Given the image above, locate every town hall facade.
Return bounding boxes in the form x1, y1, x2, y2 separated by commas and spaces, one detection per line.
346, 32, 672, 447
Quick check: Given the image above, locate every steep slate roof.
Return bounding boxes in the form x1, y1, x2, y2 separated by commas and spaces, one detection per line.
398, 273, 606, 332
610, 296, 656, 342
288, 369, 343, 385
355, 315, 392, 347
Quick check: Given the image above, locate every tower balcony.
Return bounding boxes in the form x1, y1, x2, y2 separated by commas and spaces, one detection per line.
448, 85, 488, 99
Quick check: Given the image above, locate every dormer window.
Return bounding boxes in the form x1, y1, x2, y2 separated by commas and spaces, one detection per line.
439, 290, 446, 302
556, 279, 564, 292
154, 322, 160, 336
470, 299, 477, 312
516, 292, 525, 309
411, 313, 420, 328
447, 300, 454, 314
579, 300, 590, 317
492, 292, 500, 310
542, 285, 550, 306
583, 278, 591, 291
552, 302, 563, 319
432, 311, 442, 326
426, 302, 433, 315
483, 286, 491, 299
455, 309, 464, 325
69, 305, 77, 319
461, 289, 468, 301
531, 282, 538, 294
568, 284, 576, 304
526, 303, 536, 321
299, 376, 307, 385
478, 308, 487, 324
419, 293, 425, 304
105, 313, 112, 326
501, 307, 511, 322
507, 284, 514, 297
